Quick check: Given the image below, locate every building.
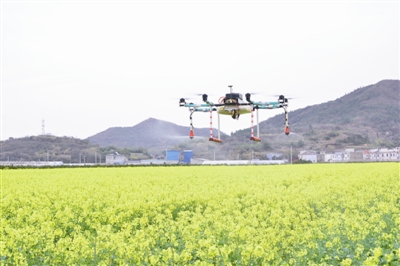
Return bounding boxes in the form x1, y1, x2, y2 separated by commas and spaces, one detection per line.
183, 150, 193, 164
364, 148, 399, 162
376, 148, 399, 161
166, 150, 180, 162
317, 154, 325, 162
298, 147, 399, 163
266, 153, 282, 160
298, 150, 317, 163
106, 154, 128, 165
324, 153, 335, 162
333, 152, 344, 162
349, 151, 364, 162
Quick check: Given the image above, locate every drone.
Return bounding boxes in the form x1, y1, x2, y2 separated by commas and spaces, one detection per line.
179, 85, 290, 143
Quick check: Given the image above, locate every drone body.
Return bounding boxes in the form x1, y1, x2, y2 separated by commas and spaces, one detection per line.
179, 86, 290, 142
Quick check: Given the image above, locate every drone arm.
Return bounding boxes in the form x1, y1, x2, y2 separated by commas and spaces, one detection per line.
183, 103, 212, 108
255, 101, 287, 109
192, 107, 218, 112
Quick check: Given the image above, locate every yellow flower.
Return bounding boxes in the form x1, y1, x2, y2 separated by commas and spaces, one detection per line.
372, 247, 383, 258
253, 245, 264, 257
208, 245, 218, 257
341, 258, 352, 266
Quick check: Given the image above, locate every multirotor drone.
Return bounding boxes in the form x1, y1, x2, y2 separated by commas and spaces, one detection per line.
179, 85, 290, 143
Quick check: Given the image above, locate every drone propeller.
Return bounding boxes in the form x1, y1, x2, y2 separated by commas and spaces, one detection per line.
186, 92, 220, 97
179, 97, 197, 101
178, 94, 210, 106
186, 93, 204, 97
269, 94, 298, 100
247, 91, 267, 95
244, 91, 273, 102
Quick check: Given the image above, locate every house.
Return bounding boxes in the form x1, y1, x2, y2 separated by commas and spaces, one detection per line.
324, 153, 335, 163
378, 148, 399, 161
317, 154, 325, 162
349, 151, 364, 162
298, 147, 399, 163
333, 152, 344, 162
343, 149, 354, 162
364, 148, 399, 162
106, 154, 128, 165
363, 150, 372, 161
266, 153, 282, 160
298, 150, 317, 163
365, 149, 379, 161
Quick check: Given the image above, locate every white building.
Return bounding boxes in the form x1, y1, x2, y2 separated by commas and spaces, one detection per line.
324, 153, 335, 162
378, 148, 399, 161
333, 152, 344, 162
364, 148, 399, 162
298, 147, 399, 163
298, 151, 317, 163
106, 154, 128, 165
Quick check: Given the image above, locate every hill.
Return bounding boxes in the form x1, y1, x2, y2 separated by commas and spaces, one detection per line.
86, 117, 228, 152
258, 79, 399, 133
0, 135, 151, 163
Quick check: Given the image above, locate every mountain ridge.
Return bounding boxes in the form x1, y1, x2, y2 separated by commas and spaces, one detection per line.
256, 79, 399, 135
87, 117, 228, 151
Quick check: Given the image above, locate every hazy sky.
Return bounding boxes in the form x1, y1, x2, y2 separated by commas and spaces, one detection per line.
1, 1, 399, 140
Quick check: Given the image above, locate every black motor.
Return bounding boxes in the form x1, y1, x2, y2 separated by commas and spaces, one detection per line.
224, 93, 243, 104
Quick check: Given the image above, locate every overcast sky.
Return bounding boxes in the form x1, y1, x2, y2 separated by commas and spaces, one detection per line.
1, 1, 399, 141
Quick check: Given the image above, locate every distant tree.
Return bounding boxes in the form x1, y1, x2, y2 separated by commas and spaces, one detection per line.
293, 159, 312, 164
297, 140, 305, 148
262, 142, 271, 150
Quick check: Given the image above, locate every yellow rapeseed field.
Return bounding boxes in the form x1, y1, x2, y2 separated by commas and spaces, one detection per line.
1, 163, 399, 265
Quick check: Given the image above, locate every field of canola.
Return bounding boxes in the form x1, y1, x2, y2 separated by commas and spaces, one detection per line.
1, 163, 400, 265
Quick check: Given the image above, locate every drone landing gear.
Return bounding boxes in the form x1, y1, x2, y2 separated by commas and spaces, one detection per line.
285, 126, 290, 135
284, 106, 290, 135
209, 109, 222, 143
209, 137, 222, 143
189, 109, 195, 139
250, 106, 261, 142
